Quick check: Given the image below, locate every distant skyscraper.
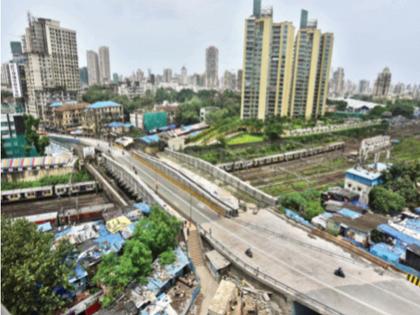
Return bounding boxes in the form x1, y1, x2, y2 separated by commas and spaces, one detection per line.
86, 50, 100, 86
393, 82, 405, 96
98, 46, 111, 84
163, 68, 173, 83
373, 67, 392, 98
23, 15, 80, 118
205, 46, 219, 89
112, 73, 119, 84
358, 80, 370, 95
223, 70, 237, 91
331, 67, 345, 97
236, 69, 243, 92
289, 10, 334, 119
1, 63, 11, 88
10, 41, 23, 58
180, 66, 188, 85
240, 1, 295, 120
80, 67, 89, 87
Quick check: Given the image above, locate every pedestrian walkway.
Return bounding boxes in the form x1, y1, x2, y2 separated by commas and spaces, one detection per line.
186, 223, 218, 315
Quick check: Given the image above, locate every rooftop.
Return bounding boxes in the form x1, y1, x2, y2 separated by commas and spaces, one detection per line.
88, 100, 121, 109
54, 102, 89, 112
330, 213, 387, 233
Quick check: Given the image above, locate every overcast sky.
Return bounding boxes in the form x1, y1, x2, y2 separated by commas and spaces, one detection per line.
2, 0, 419, 84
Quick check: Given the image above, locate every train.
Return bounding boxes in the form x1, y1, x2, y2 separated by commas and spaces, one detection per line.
219, 141, 345, 172
1, 181, 97, 204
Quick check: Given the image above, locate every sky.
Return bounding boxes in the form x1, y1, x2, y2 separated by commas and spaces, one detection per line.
1, 0, 420, 84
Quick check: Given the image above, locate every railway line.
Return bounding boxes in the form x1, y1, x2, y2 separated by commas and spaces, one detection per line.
1, 193, 111, 217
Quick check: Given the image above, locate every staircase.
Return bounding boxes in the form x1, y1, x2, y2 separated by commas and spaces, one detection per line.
187, 224, 204, 266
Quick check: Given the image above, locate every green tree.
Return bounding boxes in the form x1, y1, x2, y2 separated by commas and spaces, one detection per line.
368, 186, 406, 214
175, 96, 202, 125
264, 120, 283, 141
159, 250, 176, 265
1, 217, 74, 315
23, 114, 50, 155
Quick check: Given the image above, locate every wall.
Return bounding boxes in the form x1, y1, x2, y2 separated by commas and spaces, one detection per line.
164, 149, 277, 207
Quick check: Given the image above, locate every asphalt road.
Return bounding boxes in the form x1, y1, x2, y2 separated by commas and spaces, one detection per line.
53, 135, 420, 315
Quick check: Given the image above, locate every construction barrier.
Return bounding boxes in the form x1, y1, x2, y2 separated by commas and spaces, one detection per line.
407, 274, 420, 287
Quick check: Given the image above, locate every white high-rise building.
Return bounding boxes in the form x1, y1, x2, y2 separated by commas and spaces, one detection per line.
23, 15, 80, 119
205, 46, 219, 89
86, 50, 100, 86
98, 46, 111, 84
180, 66, 188, 85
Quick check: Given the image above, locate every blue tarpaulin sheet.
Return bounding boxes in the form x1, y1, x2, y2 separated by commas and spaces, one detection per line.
370, 243, 404, 263
338, 208, 361, 219
377, 224, 420, 248
285, 208, 313, 227
134, 202, 151, 215
37, 222, 52, 232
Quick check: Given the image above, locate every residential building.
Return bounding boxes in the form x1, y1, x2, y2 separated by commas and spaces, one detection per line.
344, 163, 388, 204
331, 67, 345, 97
8, 63, 27, 99
1, 63, 11, 88
358, 80, 370, 95
23, 15, 80, 119
289, 10, 334, 119
163, 68, 173, 83
84, 101, 124, 135
1, 104, 30, 158
80, 67, 89, 87
86, 50, 100, 86
240, 1, 295, 120
237, 69, 243, 92
98, 46, 111, 84
10, 41, 23, 58
154, 101, 179, 123
51, 102, 89, 131
373, 67, 392, 98
205, 46, 219, 89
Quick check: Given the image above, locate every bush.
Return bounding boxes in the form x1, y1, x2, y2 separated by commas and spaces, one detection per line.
159, 250, 176, 265
369, 187, 406, 214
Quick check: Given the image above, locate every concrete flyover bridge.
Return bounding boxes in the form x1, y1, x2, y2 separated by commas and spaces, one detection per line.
49, 134, 420, 315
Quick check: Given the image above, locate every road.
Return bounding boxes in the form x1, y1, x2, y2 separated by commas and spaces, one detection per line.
52, 135, 420, 315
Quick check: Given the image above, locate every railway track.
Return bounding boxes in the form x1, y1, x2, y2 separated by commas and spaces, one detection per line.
1, 193, 111, 217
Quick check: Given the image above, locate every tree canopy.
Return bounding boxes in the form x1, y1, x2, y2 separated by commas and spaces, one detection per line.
1, 217, 74, 315
368, 186, 406, 214
93, 205, 181, 308
280, 189, 324, 220
24, 115, 50, 155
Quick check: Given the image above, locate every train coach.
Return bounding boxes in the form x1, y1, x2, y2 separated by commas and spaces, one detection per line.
2, 181, 97, 203
55, 181, 97, 196
1, 186, 54, 203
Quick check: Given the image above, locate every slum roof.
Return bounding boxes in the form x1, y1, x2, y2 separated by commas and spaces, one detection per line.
330, 213, 387, 233
37, 222, 52, 232
346, 167, 383, 181
146, 247, 190, 294
69, 263, 88, 284
106, 215, 132, 234
338, 208, 362, 219
378, 224, 420, 247
407, 244, 420, 256
369, 243, 405, 264
139, 134, 160, 144
107, 121, 132, 128
205, 250, 230, 271
54, 102, 88, 112
88, 100, 121, 109
208, 280, 237, 315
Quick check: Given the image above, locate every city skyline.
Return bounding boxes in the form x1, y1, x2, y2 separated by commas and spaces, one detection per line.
2, 0, 420, 84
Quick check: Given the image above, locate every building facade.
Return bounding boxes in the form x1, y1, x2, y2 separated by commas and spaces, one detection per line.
98, 46, 111, 84
80, 67, 89, 87
84, 101, 124, 135
240, 2, 295, 120
331, 67, 345, 97
51, 102, 89, 131
358, 80, 370, 95
87, 50, 100, 86
373, 67, 392, 98
205, 46, 219, 89
23, 15, 80, 119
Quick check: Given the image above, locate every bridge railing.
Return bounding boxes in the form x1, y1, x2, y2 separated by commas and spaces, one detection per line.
132, 150, 238, 217
198, 226, 344, 315
164, 148, 277, 207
